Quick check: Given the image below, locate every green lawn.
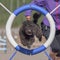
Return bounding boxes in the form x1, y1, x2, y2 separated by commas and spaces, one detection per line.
0, 0, 43, 27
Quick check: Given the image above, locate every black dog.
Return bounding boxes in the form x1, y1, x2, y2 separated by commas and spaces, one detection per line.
19, 20, 42, 48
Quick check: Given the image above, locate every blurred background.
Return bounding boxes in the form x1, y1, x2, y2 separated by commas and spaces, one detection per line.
0, 0, 49, 60
0, 0, 31, 27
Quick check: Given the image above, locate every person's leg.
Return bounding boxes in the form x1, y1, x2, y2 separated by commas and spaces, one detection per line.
41, 23, 60, 60
50, 50, 60, 60
49, 50, 57, 60
50, 30, 60, 60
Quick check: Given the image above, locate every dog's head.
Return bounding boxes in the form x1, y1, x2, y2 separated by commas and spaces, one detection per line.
23, 24, 33, 37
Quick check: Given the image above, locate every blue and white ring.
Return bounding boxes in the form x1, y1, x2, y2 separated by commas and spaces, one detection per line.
6, 4, 55, 55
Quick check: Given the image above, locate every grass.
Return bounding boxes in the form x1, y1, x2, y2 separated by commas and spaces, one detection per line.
0, 0, 43, 28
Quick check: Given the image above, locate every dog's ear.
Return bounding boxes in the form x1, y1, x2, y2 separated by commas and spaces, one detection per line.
35, 25, 43, 41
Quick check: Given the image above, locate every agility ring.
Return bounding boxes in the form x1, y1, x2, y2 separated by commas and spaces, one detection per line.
6, 4, 55, 55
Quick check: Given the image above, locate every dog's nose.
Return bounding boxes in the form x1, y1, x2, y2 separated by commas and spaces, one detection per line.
26, 29, 32, 36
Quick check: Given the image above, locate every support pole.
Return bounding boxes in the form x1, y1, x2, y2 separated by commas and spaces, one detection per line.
0, 3, 12, 14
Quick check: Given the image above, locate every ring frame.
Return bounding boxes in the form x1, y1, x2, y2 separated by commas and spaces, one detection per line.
6, 4, 55, 55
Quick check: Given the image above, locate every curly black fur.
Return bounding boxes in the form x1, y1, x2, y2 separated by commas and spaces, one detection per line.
19, 20, 42, 48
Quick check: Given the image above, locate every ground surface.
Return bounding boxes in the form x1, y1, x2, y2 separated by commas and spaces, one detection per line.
0, 28, 50, 60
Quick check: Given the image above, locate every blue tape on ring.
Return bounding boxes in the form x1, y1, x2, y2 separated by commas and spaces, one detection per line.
15, 45, 46, 55
31, 45, 46, 55
13, 4, 48, 16
15, 45, 32, 55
